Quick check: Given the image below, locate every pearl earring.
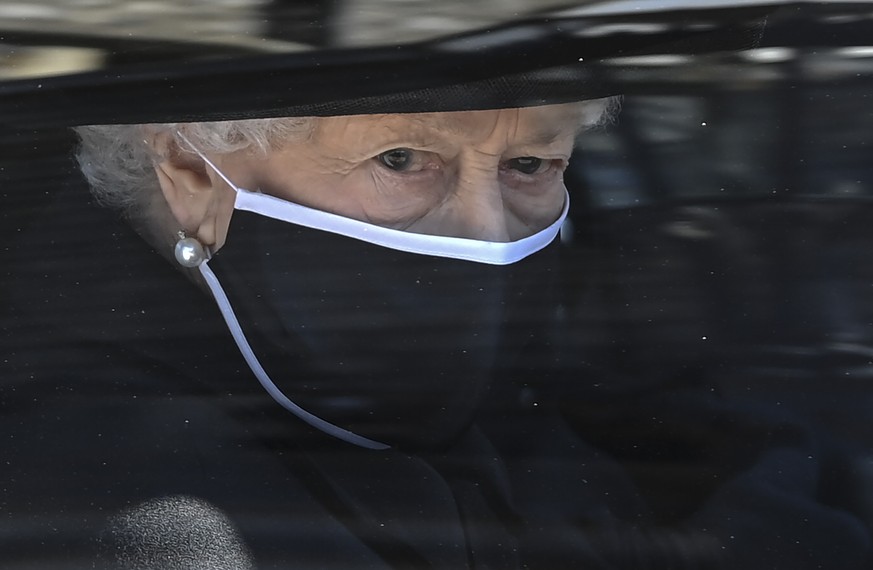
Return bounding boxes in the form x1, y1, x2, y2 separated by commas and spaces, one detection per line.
174, 231, 208, 268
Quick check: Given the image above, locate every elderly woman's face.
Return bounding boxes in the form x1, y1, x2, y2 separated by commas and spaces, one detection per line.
214, 104, 581, 243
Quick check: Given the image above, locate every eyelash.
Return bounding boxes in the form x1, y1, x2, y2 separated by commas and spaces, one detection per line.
500, 158, 566, 185
374, 148, 441, 174
375, 148, 562, 173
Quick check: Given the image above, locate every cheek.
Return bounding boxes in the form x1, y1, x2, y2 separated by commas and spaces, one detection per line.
502, 171, 567, 232
249, 144, 360, 208
259, 163, 448, 229
303, 171, 382, 221
354, 166, 448, 228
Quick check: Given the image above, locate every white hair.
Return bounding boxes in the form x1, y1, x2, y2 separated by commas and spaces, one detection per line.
74, 118, 314, 216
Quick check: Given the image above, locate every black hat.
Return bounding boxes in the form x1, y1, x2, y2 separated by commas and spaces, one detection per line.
0, 0, 777, 128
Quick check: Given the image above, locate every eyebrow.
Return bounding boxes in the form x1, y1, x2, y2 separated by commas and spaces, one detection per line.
432, 116, 574, 145
343, 120, 447, 158
342, 111, 578, 160
525, 127, 568, 146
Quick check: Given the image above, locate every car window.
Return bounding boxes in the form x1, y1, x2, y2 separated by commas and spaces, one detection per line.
2, 2, 872, 569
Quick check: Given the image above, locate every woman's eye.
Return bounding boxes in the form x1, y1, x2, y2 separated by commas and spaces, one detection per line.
377, 148, 415, 172
506, 157, 546, 175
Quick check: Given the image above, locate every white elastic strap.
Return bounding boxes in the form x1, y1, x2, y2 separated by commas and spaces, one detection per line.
233, 188, 569, 265
198, 261, 391, 451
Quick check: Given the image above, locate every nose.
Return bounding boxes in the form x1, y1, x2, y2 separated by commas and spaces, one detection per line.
451, 160, 510, 242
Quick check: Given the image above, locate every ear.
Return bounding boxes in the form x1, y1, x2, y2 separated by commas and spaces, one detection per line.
148, 130, 234, 249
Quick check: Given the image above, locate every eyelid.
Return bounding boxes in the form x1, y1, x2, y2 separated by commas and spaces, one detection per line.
502, 157, 567, 175
506, 148, 571, 161
368, 136, 448, 156
506, 137, 575, 160
373, 148, 443, 173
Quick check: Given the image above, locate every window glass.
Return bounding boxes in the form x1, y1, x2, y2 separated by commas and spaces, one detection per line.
2, 2, 872, 569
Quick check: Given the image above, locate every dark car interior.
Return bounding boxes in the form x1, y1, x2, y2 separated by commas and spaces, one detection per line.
2, 1, 873, 568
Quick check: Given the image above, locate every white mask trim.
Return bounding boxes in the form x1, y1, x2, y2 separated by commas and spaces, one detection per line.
233, 187, 569, 266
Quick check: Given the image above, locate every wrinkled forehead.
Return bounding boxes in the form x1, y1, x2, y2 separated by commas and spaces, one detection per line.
306, 103, 586, 157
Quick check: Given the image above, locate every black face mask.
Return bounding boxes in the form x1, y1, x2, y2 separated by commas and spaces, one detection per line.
208, 210, 518, 450
185, 139, 569, 450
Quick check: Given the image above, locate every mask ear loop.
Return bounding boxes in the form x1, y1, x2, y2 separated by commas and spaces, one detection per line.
175, 131, 244, 193
175, 131, 391, 451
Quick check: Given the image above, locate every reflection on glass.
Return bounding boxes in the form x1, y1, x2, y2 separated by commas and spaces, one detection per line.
2, 2, 873, 569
